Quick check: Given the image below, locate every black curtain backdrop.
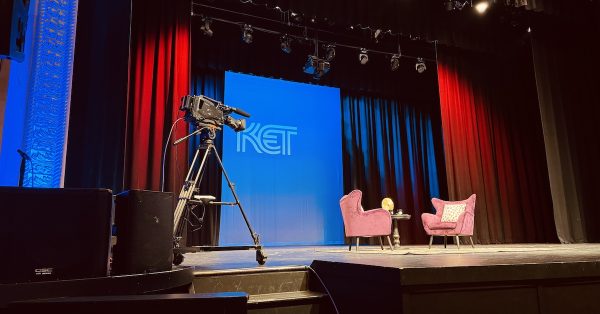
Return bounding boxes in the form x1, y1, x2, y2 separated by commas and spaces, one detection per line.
65, 0, 131, 192
341, 90, 448, 244
531, 17, 600, 243
186, 68, 225, 246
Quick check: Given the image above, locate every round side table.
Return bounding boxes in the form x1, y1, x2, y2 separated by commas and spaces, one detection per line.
391, 213, 411, 248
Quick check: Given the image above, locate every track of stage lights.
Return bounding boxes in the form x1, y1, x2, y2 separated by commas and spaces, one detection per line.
192, 7, 436, 79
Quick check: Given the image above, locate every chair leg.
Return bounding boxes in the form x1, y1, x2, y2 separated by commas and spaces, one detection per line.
379, 236, 384, 250
356, 237, 360, 251
386, 236, 394, 251
469, 236, 475, 248
444, 236, 447, 248
349, 238, 353, 251
455, 236, 460, 249
428, 235, 433, 249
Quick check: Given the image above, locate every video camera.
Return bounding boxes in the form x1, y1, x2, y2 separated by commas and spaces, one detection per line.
180, 95, 250, 132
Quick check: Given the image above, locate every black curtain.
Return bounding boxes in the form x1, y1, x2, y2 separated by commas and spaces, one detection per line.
531, 16, 600, 243
186, 68, 225, 246
341, 90, 447, 244
65, 0, 131, 192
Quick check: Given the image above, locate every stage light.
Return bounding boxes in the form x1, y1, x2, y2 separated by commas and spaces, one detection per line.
242, 24, 253, 44
507, 0, 528, 7
374, 29, 382, 43
303, 55, 330, 80
280, 34, 292, 54
314, 60, 330, 80
474, 0, 489, 13
391, 54, 400, 71
415, 58, 426, 73
325, 44, 336, 61
200, 17, 213, 37
359, 48, 369, 65
291, 12, 303, 23
445, 0, 469, 11
445, 0, 455, 11
304, 55, 319, 74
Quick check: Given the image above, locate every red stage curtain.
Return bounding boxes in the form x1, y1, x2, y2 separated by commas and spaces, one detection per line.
437, 47, 558, 244
125, 0, 190, 193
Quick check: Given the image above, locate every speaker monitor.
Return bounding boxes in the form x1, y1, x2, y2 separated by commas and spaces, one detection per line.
112, 190, 173, 275
0, 0, 31, 61
0, 187, 113, 284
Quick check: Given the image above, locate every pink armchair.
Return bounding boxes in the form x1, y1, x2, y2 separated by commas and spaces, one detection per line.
421, 194, 476, 249
339, 190, 393, 251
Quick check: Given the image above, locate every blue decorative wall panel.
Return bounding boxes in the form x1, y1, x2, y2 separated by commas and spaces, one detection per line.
0, 2, 36, 186
22, 0, 78, 187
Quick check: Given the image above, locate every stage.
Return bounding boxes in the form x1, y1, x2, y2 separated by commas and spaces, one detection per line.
2, 243, 600, 313
184, 243, 600, 314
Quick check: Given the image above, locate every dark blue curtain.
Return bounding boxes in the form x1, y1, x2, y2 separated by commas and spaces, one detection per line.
186, 68, 225, 246
65, 0, 131, 192
341, 90, 447, 244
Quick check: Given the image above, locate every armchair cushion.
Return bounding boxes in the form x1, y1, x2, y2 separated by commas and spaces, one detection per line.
441, 203, 466, 222
428, 221, 458, 230
422, 213, 457, 230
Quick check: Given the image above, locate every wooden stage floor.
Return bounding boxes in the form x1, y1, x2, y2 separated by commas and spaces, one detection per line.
183, 243, 600, 272
184, 243, 600, 313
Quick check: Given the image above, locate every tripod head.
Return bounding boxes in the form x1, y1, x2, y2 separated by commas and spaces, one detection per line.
197, 127, 217, 147
173, 125, 218, 146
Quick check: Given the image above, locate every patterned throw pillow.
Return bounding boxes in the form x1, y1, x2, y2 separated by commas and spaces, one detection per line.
441, 203, 466, 222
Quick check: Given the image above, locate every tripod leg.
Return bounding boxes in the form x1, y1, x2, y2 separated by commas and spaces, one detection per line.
173, 145, 211, 239
212, 146, 260, 245
212, 146, 266, 265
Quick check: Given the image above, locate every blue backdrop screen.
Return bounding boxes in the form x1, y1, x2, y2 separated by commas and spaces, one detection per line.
220, 72, 344, 246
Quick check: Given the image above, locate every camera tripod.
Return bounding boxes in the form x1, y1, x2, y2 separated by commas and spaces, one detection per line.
172, 127, 267, 265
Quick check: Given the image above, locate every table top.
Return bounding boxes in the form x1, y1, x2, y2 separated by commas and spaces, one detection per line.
391, 213, 411, 220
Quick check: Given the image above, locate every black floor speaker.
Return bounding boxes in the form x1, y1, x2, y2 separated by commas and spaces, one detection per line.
0, 187, 113, 284
113, 190, 173, 275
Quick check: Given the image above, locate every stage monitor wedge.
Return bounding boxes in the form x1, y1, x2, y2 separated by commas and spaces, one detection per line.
0, 187, 113, 284
112, 190, 173, 275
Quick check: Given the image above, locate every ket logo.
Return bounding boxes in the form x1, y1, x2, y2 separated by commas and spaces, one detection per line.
237, 123, 298, 155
